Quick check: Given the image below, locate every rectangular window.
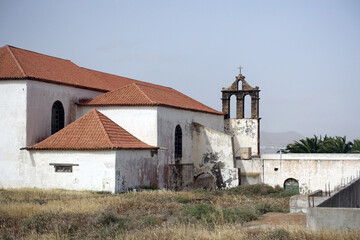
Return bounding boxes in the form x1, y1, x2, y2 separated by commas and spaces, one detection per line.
55, 165, 72, 172
50, 163, 79, 173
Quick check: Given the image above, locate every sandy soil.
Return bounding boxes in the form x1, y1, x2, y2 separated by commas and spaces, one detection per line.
245, 212, 306, 229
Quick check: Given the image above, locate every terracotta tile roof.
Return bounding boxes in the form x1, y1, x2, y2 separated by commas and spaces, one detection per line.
79, 82, 223, 114
0, 45, 143, 91
0, 45, 222, 115
27, 109, 158, 150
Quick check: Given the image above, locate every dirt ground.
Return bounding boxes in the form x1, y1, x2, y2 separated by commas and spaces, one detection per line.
245, 212, 306, 229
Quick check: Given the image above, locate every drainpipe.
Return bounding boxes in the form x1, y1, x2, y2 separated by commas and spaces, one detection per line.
262, 158, 265, 184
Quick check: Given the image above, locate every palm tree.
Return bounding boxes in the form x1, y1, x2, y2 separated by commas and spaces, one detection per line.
323, 136, 353, 153
284, 135, 324, 153
350, 139, 360, 153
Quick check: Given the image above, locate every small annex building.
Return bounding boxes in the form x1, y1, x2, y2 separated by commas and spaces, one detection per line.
25, 109, 158, 193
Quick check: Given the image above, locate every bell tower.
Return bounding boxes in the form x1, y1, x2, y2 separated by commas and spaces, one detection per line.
222, 72, 260, 158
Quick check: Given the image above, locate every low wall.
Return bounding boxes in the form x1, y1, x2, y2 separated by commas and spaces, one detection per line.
290, 190, 330, 213
307, 207, 360, 230
238, 154, 360, 192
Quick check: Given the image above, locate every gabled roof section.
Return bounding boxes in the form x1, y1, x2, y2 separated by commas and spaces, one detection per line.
27, 109, 158, 150
79, 82, 223, 115
0, 45, 145, 91
0, 45, 222, 115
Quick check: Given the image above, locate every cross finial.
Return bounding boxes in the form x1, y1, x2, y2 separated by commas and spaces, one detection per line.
238, 65, 243, 74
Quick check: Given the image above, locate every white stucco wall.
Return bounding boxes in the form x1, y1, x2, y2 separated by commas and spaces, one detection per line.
77, 105, 224, 189
77, 106, 158, 146
157, 107, 224, 188
26, 81, 102, 146
115, 149, 158, 192
0, 80, 28, 188
239, 154, 360, 193
3, 150, 115, 191
225, 119, 259, 156
192, 123, 238, 189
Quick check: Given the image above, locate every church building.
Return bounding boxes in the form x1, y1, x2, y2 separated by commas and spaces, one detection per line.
0, 45, 259, 192
3, 45, 357, 194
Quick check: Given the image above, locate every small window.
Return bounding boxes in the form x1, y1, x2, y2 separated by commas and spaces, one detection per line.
175, 125, 182, 159
50, 163, 78, 173
51, 100, 65, 134
55, 165, 72, 172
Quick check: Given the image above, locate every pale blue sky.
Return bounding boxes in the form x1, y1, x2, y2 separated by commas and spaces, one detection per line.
1, 0, 359, 140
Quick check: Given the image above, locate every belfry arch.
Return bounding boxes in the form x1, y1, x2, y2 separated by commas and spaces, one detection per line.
222, 71, 261, 157
221, 73, 260, 120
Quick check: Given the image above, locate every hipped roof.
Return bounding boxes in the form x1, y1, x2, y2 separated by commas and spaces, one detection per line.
79, 82, 223, 114
27, 109, 158, 150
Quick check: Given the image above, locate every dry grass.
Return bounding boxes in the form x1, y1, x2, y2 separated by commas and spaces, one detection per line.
0, 186, 359, 239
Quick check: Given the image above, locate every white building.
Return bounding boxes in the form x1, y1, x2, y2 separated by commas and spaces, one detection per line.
0, 45, 238, 192
1, 45, 359, 193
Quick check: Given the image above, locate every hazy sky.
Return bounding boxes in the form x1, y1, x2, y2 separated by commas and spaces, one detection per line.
1, 0, 359, 140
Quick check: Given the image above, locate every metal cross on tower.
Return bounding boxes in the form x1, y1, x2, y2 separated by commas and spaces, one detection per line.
238, 66, 243, 74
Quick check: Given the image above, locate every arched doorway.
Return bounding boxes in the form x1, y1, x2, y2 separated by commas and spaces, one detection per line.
284, 178, 299, 193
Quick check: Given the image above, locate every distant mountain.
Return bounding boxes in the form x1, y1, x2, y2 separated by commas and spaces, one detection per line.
260, 131, 305, 153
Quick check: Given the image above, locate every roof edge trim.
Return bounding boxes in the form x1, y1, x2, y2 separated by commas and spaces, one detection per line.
0, 77, 108, 92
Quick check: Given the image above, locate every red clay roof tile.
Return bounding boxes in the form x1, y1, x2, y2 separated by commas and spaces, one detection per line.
0, 45, 222, 115
80, 82, 223, 114
27, 109, 157, 150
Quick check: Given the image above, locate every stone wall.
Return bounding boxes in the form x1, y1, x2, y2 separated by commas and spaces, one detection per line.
192, 122, 238, 189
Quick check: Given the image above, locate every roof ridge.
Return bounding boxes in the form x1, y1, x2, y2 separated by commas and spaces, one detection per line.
92, 109, 115, 148
5, 45, 72, 62
134, 81, 173, 91
80, 66, 173, 89
133, 83, 156, 104
6, 45, 26, 77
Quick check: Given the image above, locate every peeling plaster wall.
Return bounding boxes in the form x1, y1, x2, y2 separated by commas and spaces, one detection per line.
239, 154, 360, 192
27, 81, 101, 146
0, 81, 28, 188
19, 150, 116, 192
192, 123, 238, 189
115, 150, 158, 192
157, 107, 224, 188
224, 119, 259, 156
77, 106, 158, 146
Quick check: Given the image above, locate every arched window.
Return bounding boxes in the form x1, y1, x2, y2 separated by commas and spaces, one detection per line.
51, 100, 64, 134
175, 125, 182, 159
244, 95, 252, 118
229, 95, 237, 118
284, 178, 299, 194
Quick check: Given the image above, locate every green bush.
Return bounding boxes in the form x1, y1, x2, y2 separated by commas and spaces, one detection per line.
255, 203, 287, 215
186, 204, 219, 223
228, 184, 282, 196
222, 208, 258, 223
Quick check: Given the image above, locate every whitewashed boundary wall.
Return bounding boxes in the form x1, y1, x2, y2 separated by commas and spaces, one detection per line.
238, 154, 360, 192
